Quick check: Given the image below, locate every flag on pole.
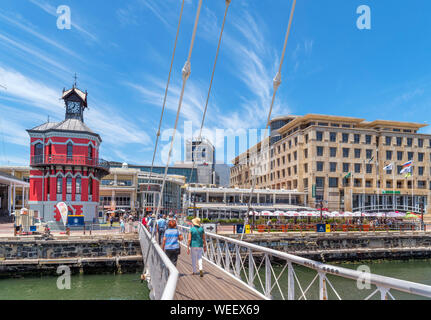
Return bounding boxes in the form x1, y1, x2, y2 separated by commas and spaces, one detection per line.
404, 166, 412, 178
400, 161, 413, 174
344, 172, 351, 179
383, 163, 393, 171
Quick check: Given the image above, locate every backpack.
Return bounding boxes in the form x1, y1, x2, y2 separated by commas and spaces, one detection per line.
157, 219, 166, 231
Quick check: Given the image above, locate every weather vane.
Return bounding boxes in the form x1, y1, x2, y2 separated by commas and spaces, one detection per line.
73, 73, 78, 88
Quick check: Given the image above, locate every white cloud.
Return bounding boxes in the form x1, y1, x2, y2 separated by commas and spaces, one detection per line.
0, 66, 64, 115
0, 32, 71, 76
0, 11, 83, 61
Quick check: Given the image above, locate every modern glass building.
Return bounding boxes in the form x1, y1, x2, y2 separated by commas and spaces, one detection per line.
110, 162, 198, 183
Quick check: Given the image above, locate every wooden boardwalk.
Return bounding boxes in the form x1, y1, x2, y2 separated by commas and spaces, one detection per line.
174, 246, 264, 300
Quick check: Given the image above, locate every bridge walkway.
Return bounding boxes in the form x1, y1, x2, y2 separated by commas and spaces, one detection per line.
173, 245, 263, 300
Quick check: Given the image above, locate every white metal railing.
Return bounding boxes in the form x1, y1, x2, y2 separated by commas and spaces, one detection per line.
138, 223, 179, 300
177, 223, 431, 300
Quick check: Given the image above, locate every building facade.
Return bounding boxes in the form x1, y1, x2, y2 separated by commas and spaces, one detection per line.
0, 171, 29, 219
230, 114, 431, 214
109, 138, 219, 185
183, 185, 309, 219
99, 163, 185, 215
26, 86, 109, 222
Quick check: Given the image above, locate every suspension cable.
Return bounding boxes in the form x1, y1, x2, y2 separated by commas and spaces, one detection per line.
152, 0, 203, 235
242, 0, 297, 240
188, 0, 231, 197
142, 0, 185, 215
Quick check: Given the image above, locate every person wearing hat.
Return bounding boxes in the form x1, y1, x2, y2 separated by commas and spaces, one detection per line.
187, 217, 207, 277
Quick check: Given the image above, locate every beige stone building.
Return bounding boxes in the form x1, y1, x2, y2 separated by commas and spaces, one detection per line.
230, 114, 431, 214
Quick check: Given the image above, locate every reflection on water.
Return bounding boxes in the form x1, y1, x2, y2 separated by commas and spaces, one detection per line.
0, 273, 150, 300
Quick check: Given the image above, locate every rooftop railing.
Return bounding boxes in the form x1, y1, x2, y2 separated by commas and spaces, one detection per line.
31, 155, 110, 172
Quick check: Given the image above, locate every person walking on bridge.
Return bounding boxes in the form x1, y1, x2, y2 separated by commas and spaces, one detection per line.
187, 217, 207, 277
162, 219, 183, 266
157, 214, 167, 245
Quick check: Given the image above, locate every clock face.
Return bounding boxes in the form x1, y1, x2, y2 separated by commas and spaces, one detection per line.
67, 101, 81, 113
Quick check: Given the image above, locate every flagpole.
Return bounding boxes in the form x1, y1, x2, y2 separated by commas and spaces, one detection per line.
411, 166, 414, 212
392, 162, 395, 211
363, 160, 366, 212
375, 149, 379, 213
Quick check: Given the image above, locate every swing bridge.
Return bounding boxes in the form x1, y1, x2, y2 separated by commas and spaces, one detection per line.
138, 222, 431, 300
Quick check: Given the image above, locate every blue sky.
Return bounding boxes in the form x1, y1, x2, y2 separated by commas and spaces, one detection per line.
1, 0, 431, 167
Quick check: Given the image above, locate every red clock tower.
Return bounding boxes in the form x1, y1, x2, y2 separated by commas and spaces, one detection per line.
27, 84, 109, 223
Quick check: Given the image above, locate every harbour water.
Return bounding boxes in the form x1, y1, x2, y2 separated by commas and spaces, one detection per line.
0, 260, 430, 300
0, 273, 150, 300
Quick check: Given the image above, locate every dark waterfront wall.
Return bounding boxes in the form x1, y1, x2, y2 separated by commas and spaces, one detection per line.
231, 232, 431, 262
0, 235, 143, 277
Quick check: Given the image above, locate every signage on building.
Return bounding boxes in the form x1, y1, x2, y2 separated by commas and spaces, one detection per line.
245, 224, 251, 234
312, 185, 316, 198
382, 191, 401, 194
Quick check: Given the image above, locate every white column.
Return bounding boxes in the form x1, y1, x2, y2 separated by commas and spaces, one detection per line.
22, 187, 25, 209
8, 185, 11, 215
12, 184, 16, 212
131, 192, 135, 210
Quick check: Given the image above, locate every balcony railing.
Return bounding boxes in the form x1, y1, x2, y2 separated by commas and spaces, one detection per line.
31, 155, 110, 172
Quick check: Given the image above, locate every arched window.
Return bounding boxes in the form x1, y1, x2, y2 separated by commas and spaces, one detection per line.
34, 143, 43, 163
46, 175, 50, 199
88, 177, 93, 196
67, 142, 73, 159
88, 145, 93, 160
57, 176, 63, 195
76, 177, 81, 194
47, 144, 52, 162
66, 176, 72, 194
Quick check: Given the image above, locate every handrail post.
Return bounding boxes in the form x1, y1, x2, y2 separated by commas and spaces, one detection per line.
225, 240, 230, 273
378, 286, 389, 300
248, 248, 255, 288
265, 253, 272, 299
319, 272, 328, 300
235, 244, 241, 279
288, 262, 295, 300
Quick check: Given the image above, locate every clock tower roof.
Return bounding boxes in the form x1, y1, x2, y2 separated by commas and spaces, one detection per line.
62, 86, 88, 107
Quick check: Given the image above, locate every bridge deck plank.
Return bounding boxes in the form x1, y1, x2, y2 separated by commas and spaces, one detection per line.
174, 246, 263, 300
